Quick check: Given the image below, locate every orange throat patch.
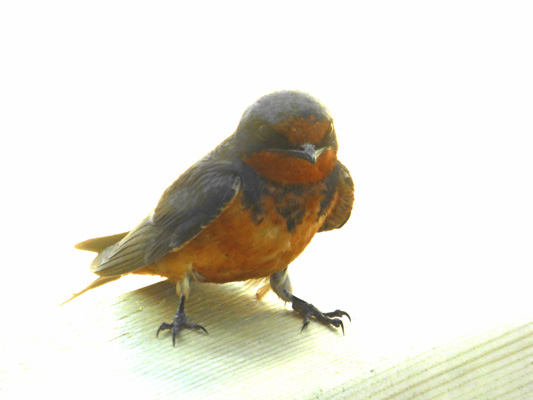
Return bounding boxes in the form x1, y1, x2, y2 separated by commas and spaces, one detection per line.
243, 147, 337, 184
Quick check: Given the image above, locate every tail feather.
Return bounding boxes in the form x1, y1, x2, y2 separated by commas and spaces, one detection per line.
75, 232, 129, 253
65, 231, 130, 305
60, 275, 121, 305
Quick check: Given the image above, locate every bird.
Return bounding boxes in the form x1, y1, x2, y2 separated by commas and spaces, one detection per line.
68, 90, 354, 346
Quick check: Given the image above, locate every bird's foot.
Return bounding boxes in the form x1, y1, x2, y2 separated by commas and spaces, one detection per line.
290, 294, 351, 335
156, 296, 207, 346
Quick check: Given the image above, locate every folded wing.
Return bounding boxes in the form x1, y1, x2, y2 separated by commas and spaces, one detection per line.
80, 168, 241, 278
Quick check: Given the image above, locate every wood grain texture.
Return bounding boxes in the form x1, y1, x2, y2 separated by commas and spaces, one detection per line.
2, 280, 532, 399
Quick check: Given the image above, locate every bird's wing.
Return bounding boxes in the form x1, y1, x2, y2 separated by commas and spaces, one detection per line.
90, 166, 241, 277
319, 161, 354, 232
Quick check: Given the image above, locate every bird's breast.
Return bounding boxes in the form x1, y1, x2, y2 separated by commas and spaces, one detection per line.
157, 182, 335, 284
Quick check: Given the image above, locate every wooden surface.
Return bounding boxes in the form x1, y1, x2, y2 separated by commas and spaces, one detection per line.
2, 279, 532, 399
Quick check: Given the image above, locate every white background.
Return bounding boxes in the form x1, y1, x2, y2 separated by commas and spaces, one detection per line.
1, 1, 532, 351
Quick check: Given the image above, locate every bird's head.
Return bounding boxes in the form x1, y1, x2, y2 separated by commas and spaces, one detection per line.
236, 90, 338, 184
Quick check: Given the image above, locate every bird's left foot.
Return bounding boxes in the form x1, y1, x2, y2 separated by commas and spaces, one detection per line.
156, 295, 207, 346
290, 294, 351, 335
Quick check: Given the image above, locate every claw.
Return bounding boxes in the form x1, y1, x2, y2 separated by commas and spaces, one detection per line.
190, 323, 208, 335
338, 319, 345, 335
291, 295, 351, 335
301, 316, 311, 332
156, 295, 207, 346
324, 309, 352, 322
156, 322, 173, 338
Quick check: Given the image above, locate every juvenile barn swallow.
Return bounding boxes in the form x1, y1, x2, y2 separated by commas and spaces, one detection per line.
69, 90, 354, 345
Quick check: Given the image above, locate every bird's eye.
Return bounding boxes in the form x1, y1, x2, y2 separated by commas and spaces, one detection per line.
319, 123, 336, 146
259, 125, 291, 149
325, 123, 334, 139
259, 125, 274, 141
327, 123, 334, 136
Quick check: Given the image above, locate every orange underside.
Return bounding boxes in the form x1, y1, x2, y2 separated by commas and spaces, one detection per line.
138, 187, 336, 284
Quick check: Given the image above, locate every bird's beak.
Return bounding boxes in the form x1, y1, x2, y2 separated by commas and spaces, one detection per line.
283, 143, 329, 164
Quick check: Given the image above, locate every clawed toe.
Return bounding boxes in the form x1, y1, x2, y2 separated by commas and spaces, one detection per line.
157, 318, 207, 346
291, 295, 351, 335
156, 295, 207, 346
323, 309, 352, 322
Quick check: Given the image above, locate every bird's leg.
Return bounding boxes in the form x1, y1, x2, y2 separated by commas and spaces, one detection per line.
270, 268, 351, 334
156, 277, 207, 346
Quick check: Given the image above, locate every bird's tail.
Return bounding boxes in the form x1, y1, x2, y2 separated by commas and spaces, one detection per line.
60, 275, 121, 305
74, 232, 129, 253
61, 231, 130, 305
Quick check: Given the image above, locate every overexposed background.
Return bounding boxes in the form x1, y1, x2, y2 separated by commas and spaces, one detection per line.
1, 0, 532, 358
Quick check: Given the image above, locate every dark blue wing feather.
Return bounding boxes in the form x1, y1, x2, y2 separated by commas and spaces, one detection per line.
89, 143, 241, 277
